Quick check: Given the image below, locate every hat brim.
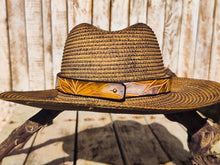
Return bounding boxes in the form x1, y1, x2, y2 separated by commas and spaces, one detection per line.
0, 77, 220, 114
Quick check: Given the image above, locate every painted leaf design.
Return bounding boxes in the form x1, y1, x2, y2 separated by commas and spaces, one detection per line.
56, 76, 171, 99
56, 77, 123, 99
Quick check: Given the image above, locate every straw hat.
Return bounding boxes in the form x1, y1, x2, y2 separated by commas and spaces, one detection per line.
0, 23, 220, 114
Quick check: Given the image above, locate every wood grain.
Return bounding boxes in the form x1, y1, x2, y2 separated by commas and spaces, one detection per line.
25, 0, 44, 90
76, 112, 123, 165
162, 0, 182, 74
111, 0, 129, 31
147, 0, 165, 50
42, 0, 54, 89
145, 114, 192, 165
67, 0, 74, 32
178, 0, 200, 77
0, 0, 13, 132
7, 0, 29, 90
193, 0, 215, 79
72, 0, 92, 26
0, 0, 11, 92
209, 0, 220, 83
51, 0, 68, 84
111, 114, 170, 164
93, 0, 110, 30
129, 0, 147, 25
0, 101, 16, 132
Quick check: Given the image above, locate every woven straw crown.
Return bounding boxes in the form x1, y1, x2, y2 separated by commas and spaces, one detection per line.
60, 23, 167, 82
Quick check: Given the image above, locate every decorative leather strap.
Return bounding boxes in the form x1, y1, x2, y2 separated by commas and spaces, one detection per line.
56, 73, 171, 101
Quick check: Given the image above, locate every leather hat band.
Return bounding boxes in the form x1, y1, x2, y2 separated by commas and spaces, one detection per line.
56, 73, 171, 101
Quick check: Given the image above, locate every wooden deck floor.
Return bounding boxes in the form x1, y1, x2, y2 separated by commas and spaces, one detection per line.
0, 105, 192, 165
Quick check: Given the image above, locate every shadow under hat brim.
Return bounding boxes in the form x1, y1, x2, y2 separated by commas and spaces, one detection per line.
0, 77, 220, 114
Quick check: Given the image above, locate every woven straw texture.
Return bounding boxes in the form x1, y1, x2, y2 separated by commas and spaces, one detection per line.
60, 23, 166, 82
0, 23, 220, 114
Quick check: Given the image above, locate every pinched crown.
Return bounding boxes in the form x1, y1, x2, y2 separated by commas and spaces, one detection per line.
60, 23, 166, 82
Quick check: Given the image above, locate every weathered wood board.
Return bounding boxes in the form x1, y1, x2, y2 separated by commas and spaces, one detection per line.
24, 111, 76, 165
93, 0, 110, 30
6, 0, 29, 90
0, 109, 194, 165
193, 0, 215, 79
42, 0, 54, 89
0, 0, 10, 92
0, 105, 40, 165
145, 114, 192, 165
162, 0, 182, 74
209, 0, 220, 83
178, 0, 200, 77
25, 0, 44, 90
51, 0, 68, 84
111, 0, 129, 30
129, 0, 147, 25
111, 114, 171, 165
76, 112, 123, 165
147, 0, 165, 50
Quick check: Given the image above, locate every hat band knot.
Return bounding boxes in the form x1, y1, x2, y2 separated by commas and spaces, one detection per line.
56, 73, 171, 101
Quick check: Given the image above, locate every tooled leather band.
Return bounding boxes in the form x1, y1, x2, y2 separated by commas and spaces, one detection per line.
56, 73, 171, 101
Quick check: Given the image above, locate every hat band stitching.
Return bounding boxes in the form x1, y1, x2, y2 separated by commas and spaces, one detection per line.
56, 73, 171, 101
